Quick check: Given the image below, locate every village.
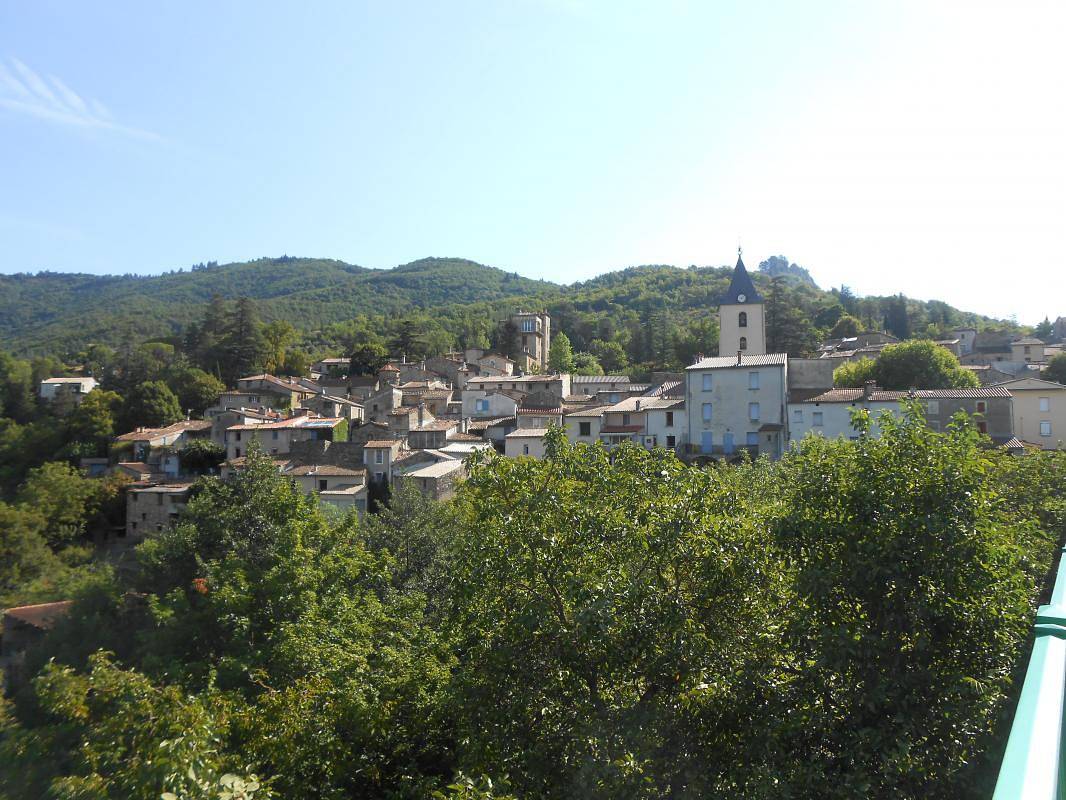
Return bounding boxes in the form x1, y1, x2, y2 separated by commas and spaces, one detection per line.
26, 254, 1065, 554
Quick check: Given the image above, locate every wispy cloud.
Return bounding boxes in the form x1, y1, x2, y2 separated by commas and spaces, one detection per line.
0, 57, 161, 141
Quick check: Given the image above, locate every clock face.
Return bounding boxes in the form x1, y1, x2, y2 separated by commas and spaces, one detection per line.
737, 294, 746, 303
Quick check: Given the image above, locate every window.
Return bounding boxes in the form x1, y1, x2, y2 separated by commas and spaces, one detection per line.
749, 371, 760, 390
792, 408, 803, 423
622, 413, 630, 426
702, 402, 713, 422
372, 404, 379, 411
318, 479, 328, 491
739, 336, 748, 351
665, 411, 674, 427
375, 450, 383, 464
1040, 397, 1051, 412
272, 431, 279, 439
235, 431, 242, 441
523, 444, 530, 455
235, 448, 241, 458
746, 432, 759, 446
926, 400, 939, 415
748, 402, 760, 421
1041, 421, 1053, 436
813, 411, 823, 427
975, 401, 986, 414
739, 311, 747, 328
702, 373, 713, 391
375, 471, 384, 481
475, 398, 489, 412
666, 435, 676, 448
579, 421, 591, 436
522, 319, 536, 333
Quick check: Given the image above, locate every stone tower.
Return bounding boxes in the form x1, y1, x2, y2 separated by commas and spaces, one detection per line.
718, 250, 765, 356
510, 310, 552, 372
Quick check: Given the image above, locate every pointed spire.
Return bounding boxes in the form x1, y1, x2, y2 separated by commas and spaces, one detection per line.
721, 250, 762, 304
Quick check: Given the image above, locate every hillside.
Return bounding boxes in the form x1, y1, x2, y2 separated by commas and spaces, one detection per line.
0, 257, 555, 356
0, 254, 1016, 358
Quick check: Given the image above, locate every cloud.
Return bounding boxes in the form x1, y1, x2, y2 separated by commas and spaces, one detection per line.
0, 56, 162, 141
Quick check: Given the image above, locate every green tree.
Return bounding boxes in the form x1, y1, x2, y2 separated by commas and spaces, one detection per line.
169, 367, 225, 416
571, 352, 604, 376
588, 339, 629, 374
349, 343, 389, 376
220, 298, 267, 384
65, 389, 124, 455
448, 433, 788, 797
16, 462, 101, 547
0, 350, 36, 423
833, 357, 878, 388
0, 501, 54, 597
262, 320, 297, 375
547, 331, 575, 373
872, 340, 978, 389
1043, 352, 1066, 385
766, 276, 819, 356
123, 380, 183, 430
829, 314, 862, 339
882, 294, 911, 339
1034, 317, 1053, 340
766, 404, 1047, 797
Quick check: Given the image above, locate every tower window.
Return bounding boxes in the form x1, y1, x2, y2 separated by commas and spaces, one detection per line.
739, 337, 748, 351
739, 312, 747, 328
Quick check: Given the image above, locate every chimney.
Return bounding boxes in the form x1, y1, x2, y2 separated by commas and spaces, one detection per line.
863, 380, 877, 399
461, 416, 469, 433
418, 401, 425, 428
635, 399, 642, 411
694, 352, 703, 364
736, 350, 742, 366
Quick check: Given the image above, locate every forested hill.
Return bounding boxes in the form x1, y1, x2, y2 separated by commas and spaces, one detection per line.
0, 257, 556, 356
0, 254, 1014, 358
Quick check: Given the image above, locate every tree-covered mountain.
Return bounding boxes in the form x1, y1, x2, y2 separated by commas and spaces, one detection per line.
0, 254, 1019, 361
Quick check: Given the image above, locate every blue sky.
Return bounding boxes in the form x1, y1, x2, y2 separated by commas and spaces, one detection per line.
1, 1, 1063, 324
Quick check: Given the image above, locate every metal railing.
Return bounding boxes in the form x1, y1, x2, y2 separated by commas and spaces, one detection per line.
993, 545, 1066, 799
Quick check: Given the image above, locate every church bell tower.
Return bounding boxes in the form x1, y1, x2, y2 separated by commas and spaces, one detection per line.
718, 249, 765, 355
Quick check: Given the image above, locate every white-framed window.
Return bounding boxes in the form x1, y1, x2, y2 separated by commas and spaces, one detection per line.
702, 402, 713, 422
792, 408, 803, 423
522, 319, 535, 333
1041, 421, 1052, 436
375, 450, 383, 464
748, 402, 760, 421
702, 373, 713, 391
813, 411, 823, 427
1040, 397, 1050, 412
749, 371, 759, 390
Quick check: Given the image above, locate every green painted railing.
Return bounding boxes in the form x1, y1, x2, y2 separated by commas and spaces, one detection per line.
994, 546, 1066, 799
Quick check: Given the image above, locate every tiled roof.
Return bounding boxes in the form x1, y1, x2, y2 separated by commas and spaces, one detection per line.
398, 460, 465, 479
505, 428, 550, 438
466, 416, 514, 431
363, 439, 401, 448
3, 601, 73, 630
604, 396, 684, 412
114, 419, 212, 442
447, 431, 483, 441
517, 406, 564, 415
411, 420, 459, 432
388, 406, 417, 416
283, 464, 367, 477
571, 375, 632, 383
565, 406, 609, 418
797, 387, 1012, 403
688, 353, 788, 370
227, 416, 341, 432
1012, 337, 1045, 345
466, 375, 564, 384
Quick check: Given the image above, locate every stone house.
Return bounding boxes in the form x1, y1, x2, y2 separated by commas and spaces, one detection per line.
224, 415, 344, 461
787, 385, 1014, 444
126, 483, 192, 539
38, 376, 98, 406
995, 377, 1065, 449
685, 353, 789, 459
504, 428, 550, 459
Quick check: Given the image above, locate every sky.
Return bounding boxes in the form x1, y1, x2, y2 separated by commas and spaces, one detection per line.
1, 2, 1063, 324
